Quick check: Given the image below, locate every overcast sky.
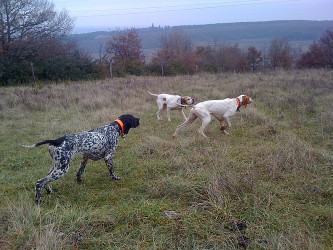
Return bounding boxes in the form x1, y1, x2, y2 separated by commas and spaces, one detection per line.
52, 0, 333, 33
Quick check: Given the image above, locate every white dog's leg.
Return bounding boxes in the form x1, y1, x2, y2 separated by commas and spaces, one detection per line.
179, 108, 187, 121
198, 115, 211, 138
219, 119, 230, 135
222, 116, 232, 134
156, 110, 162, 120
156, 104, 164, 120
173, 112, 197, 137
223, 116, 232, 127
167, 107, 172, 121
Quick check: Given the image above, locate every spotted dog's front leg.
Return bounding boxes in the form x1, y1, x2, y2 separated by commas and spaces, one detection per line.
76, 157, 88, 183
105, 155, 120, 180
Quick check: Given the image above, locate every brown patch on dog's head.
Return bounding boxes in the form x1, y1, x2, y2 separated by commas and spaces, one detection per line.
241, 95, 252, 107
181, 96, 195, 105
163, 97, 167, 102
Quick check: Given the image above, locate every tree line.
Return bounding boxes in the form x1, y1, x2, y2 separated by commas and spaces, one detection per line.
1, 0, 333, 85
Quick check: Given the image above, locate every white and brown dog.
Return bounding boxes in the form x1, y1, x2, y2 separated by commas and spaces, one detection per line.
148, 91, 194, 121
173, 95, 252, 138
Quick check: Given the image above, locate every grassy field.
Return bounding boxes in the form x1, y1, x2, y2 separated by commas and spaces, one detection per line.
0, 70, 332, 249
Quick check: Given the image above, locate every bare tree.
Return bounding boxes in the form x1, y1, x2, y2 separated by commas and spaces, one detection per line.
247, 46, 263, 72
105, 28, 145, 76
296, 29, 333, 69
218, 43, 249, 72
319, 29, 333, 68
0, 0, 74, 59
0, 0, 78, 84
106, 28, 144, 63
158, 29, 192, 61
152, 29, 194, 75
268, 38, 293, 69
195, 45, 217, 72
297, 42, 326, 68
194, 43, 249, 73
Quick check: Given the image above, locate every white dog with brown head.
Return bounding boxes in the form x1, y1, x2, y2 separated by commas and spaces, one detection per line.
149, 91, 194, 121
173, 95, 252, 138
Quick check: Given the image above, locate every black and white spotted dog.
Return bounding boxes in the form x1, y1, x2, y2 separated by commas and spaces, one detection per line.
23, 114, 140, 204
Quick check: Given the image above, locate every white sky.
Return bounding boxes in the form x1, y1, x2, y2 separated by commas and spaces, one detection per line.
52, 0, 333, 33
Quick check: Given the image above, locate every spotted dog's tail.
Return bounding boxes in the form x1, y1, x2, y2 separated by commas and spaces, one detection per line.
22, 140, 54, 148
148, 91, 159, 97
22, 144, 37, 148
22, 136, 67, 148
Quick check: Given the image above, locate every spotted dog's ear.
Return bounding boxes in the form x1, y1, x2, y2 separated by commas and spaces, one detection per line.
132, 117, 140, 128
118, 114, 140, 134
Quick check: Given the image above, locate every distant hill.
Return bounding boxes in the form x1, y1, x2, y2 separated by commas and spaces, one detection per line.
67, 20, 333, 59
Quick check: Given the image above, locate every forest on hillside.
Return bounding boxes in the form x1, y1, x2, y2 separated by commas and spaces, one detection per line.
69, 20, 333, 56
1, 0, 333, 85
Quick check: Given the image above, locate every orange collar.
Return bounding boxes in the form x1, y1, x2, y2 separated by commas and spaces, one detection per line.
115, 119, 125, 135
236, 98, 241, 112
236, 98, 241, 108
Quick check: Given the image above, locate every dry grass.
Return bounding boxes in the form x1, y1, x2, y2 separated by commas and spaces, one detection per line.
0, 69, 332, 249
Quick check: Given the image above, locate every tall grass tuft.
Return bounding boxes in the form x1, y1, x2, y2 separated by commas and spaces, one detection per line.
4, 193, 69, 249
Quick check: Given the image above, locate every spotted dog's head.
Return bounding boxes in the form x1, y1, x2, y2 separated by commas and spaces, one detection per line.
118, 114, 140, 135
181, 96, 195, 106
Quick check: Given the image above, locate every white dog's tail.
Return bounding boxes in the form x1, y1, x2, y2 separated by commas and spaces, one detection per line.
148, 91, 159, 97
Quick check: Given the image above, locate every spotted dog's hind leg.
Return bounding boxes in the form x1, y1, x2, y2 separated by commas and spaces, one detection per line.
44, 184, 54, 194
35, 151, 72, 204
76, 156, 89, 183
35, 169, 69, 204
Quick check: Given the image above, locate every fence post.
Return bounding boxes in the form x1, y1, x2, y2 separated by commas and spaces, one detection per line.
30, 62, 36, 83
109, 59, 113, 78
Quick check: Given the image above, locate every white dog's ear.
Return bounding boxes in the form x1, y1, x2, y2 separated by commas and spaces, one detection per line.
242, 95, 252, 106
